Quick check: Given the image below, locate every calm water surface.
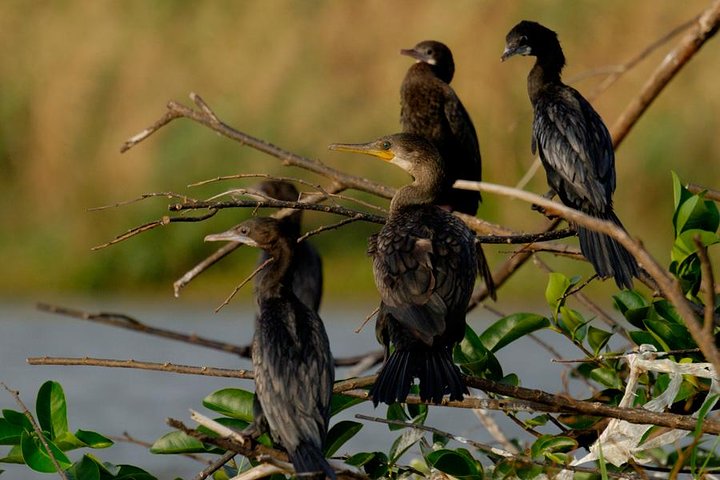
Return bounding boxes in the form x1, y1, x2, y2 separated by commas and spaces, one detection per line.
1, 298, 579, 479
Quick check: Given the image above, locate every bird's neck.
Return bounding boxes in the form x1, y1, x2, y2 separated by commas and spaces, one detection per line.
527, 57, 564, 104
390, 169, 444, 212
255, 239, 294, 300
408, 62, 452, 84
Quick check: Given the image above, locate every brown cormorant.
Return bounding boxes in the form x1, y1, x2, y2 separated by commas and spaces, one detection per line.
205, 217, 335, 479
400, 40, 483, 216
330, 133, 489, 405
252, 180, 323, 312
502, 21, 639, 289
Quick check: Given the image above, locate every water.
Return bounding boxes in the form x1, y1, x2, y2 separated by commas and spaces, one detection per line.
0, 298, 578, 479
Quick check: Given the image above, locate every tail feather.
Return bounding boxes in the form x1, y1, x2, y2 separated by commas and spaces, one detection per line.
578, 210, 639, 289
292, 442, 335, 480
370, 349, 467, 406
476, 241, 497, 300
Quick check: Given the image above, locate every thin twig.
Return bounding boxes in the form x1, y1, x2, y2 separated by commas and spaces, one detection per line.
214, 258, 274, 313
354, 306, 379, 334
688, 183, 720, 203
174, 241, 242, 297
298, 215, 365, 243
193, 451, 236, 480
694, 236, 717, 334
1, 383, 70, 480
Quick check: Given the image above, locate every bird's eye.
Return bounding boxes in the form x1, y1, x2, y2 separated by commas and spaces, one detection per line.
240, 227, 249, 235
382, 141, 391, 150
426, 48, 433, 56
520, 35, 528, 43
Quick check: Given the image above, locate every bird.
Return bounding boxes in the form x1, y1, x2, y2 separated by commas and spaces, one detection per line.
400, 40, 483, 216
251, 180, 323, 313
502, 20, 640, 289
329, 133, 492, 405
205, 217, 335, 479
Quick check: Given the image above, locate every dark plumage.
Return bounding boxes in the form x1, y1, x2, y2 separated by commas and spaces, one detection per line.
400, 40, 483, 215
205, 218, 335, 479
502, 20, 639, 289
252, 180, 323, 312
330, 133, 492, 405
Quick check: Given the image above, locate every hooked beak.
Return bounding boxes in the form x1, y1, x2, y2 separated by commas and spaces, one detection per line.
400, 47, 436, 65
501, 44, 531, 62
204, 228, 257, 247
328, 142, 395, 162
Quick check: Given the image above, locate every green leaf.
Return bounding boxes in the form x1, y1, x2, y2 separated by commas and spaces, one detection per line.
20, 431, 72, 473
114, 464, 158, 480
479, 313, 550, 352
674, 189, 719, 235
75, 430, 113, 449
150, 430, 206, 454
330, 394, 364, 417
545, 272, 577, 316
53, 431, 87, 451
613, 290, 649, 314
454, 325, 490, 376
67, 455, 100, 480
629, 330, 658, 349
346, 452, 388, 479
0, 418, 24, 445
386, 403, 408, 431
1, 410, 32, 431
530, 435, 578, 459
587, 326, 612, 355
0, 445, 24, 464
425, 448, 480, 478
202, 388, 254, 421
644, 316, 696, 351
324, 421, 362, 457
36, 381, 69, 439
558, 306, 587, 341
524, 415, 550, 428
590, 367, 623, 390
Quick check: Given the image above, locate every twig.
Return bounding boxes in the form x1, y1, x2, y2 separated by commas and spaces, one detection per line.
694, 236, 717, 334
214, 258, 274, 313
121, 94, 394, 200
354, 306, 379, 334
456, 179, 720, 376
610, 0, 720, 148
92, 209, 218, 250
27, 356, 255, 379
174, 241, 242, 297
688, 183, 720, 203
193, 451, 236, 480
298, 215, 365, 243
1, 383, 69, 480
471, 408, 518, 454
88, 192, 192, 212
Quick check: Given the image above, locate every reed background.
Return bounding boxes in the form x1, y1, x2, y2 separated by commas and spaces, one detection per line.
1, 1, 718, 303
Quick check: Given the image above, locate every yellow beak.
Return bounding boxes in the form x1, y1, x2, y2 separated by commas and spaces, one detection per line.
328, 142, 395, 161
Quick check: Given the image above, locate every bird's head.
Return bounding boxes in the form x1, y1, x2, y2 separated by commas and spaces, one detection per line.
502, 20, 564, 66
401, 40, 455, 83
205, 217, 285, 250
329, 133, 442, 181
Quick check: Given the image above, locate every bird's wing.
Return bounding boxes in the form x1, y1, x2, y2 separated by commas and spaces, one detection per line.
255, 301, 333, 448
533, 87, 615, 211
442, 84, 482, 180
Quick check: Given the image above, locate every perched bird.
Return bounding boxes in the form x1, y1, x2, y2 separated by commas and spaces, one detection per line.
502, 20, 639, 289
206, 217, 335, 479
251, 180, 323, 313
400, 40, 483, 216
330, 133, 491, 405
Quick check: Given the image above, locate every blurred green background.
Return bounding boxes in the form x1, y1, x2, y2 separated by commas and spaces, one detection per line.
1, 1, 718, 303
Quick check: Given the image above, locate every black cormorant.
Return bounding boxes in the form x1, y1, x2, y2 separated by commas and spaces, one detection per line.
205, 217, 335, 479
502, 20, 639, 289
252, 180, 323, 312
400, 40, 483, 216
330, 133, 489, 405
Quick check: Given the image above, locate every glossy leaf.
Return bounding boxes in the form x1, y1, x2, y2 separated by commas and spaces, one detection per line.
346, 451, 388, 479
386, 403, 409, 431
324, 421, 362, 457
545, 272, 576, 316
0, 444, 24, 464
113, 464, 157, 480
530, 435, 578, 459
75, 430, 113, 449
0, 418, 24, 445
644, 317, 696, 351
67, 455, 100, 480
590, 367, 623, 390
558, 306, 587, 341
36, 381, 69, 439
674, 189, 719, 235
330, 394, 364, 416
479, 313, 550, 352
425, 448, 481, 478
20, 431, 72, 473
150, 431, 206, 454
454, 326, 490, 376
202, 388, 254, 421
587, 326, 612, 355
613, 290, 648, 314
1, 410, 32, 431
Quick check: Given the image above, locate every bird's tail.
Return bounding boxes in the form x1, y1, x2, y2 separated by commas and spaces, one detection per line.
292, 442, 336, 480
577, 210, 639, 289
370, 348, 467, 406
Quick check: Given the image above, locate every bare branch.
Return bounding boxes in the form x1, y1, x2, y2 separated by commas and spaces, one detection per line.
214, 258, 274, 313
610, 0, 720, 148
1, 383, 70, 480
174, 241, 242, 297
121, 94, 394, 200
192, 451, 236, 480
298, 215, 365, 243
27, 356, 255, 380
688, 183, 720, 203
